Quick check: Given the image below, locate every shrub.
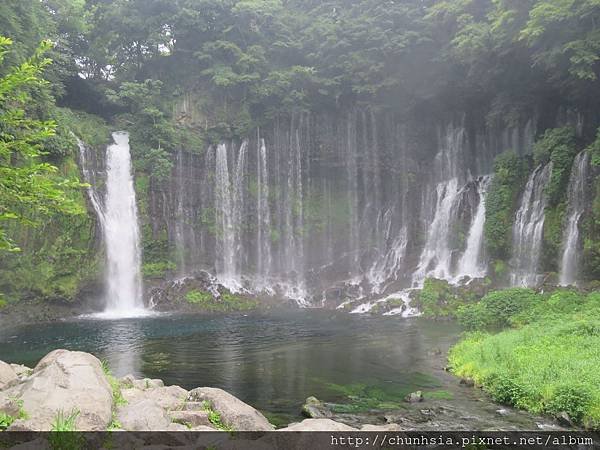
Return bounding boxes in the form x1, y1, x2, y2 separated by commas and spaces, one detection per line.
485, 152, 529, 259
545, 385, 592, 423
457, 288, 541, 330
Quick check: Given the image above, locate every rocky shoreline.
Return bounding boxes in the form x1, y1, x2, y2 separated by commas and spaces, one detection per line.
0, 348, 568, 437
0, 349, 400, 434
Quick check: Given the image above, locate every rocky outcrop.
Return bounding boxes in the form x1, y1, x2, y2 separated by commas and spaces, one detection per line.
4, 350, 112, 431
279, 418, 358, 431
0, 361, 18, 390
188, 387, 274, 431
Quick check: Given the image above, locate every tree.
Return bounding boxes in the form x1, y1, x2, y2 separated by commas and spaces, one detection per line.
0, 37, 83, 252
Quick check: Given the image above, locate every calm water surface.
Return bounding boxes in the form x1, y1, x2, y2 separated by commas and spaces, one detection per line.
0, 310, 461, 423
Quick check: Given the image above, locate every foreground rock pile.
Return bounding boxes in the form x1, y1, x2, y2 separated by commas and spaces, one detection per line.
0, 350, 395, 432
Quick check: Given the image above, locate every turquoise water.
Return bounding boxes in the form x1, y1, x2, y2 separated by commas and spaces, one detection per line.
0, 310, 461, 424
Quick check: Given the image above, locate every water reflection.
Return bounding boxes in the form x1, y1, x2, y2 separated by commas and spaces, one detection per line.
0, 311, 460, 421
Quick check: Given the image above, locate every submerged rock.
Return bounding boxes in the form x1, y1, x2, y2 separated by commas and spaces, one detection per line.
187, 387, 274, 431
4, 349, 112, 431
404, 391, 424, 403
301, 396, 332, 418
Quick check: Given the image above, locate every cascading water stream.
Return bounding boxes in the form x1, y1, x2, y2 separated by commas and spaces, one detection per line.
510, 163, 552, 287
559, 151, 590, 286
215, 143, 238, 290
103, 132, 145, 316
455, 175, 492, 280
79, 133, 146, 317
257, 138, 272, 280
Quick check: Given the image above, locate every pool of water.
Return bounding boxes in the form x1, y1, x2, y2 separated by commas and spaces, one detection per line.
0, 310, 465, 423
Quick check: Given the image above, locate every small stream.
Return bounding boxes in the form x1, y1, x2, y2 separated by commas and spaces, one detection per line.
0, 310, 557, 429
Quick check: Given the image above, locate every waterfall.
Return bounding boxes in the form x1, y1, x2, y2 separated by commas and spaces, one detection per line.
510, 163, 552, 287
413, 178, 461, 283
214, 143, 237, 289
79, 132, 146, 317
455, 175, 492, 280
257, 138, 272, 278
559, 151, 590, 286
233, 140, 248, 275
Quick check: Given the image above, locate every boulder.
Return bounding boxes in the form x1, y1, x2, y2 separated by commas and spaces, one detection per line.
404, 391, 424, 403
122, 385, 188, 411
191, 425, 217, 431
361, 423, 403, 431
279, 418, 358, 431
116, 399, 171, 431
10, 364, 32, 379
301, 396, 332, 418
169, 410, 212, 427
0, 393, 21, 416
187, 387, 273, 431
4, 350, 112, 431
0, 360, 18, 390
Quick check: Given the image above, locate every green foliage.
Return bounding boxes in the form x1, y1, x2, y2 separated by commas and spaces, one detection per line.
51, 409, 79, 431
450, 290, 600, 427
142, 261, 176, 279
101, 360, 127, 407
185, 289, 213, 305
0, 412, 15, 430
200, 400, 234, 431
485, 152, 529, 261
50, 409, 84, 450
0, 37, 85, 252
533, 127, 578, 207
415, 278, 476, 319
457, 288, 542, 331
185, 289, 258, 312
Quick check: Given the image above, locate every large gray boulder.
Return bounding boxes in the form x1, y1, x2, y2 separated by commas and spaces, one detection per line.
121, 385, 188, 411
0, 360, 18, 390
5, 349, 112, 431
116, 399, 171, 431
187, 387, 273, 431
279, 418, 358, 431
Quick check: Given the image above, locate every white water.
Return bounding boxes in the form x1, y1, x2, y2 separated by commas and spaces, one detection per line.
257, 138, 272, 278
559, 151, 590, 286
510, 163, 552, 287
81, 132, 147, 318
455, 175, 492, 280
413, 178, 461, 283
214, 143, 239, 291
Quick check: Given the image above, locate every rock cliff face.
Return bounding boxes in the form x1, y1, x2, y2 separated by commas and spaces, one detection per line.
144, 108, 537, 304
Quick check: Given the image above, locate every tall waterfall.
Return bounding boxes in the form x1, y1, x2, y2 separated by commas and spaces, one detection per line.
160, 108, 536, 307
103, 132, 144, 315
214, 143, 237, 289
455, 175, 492, 280
510, 163, 552, 287
79, 133, 145, 317
559, 151, 590, 286
257, 138, 272, 279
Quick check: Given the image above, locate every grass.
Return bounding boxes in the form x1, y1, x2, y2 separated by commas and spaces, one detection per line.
0, 399, 28, 430
449, 289, 600, 429
51, 409, 80, 432
185, 289, 258, 312
200, 400, 234, 431
49, 409, 84, 450
101, 360, 127, 407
